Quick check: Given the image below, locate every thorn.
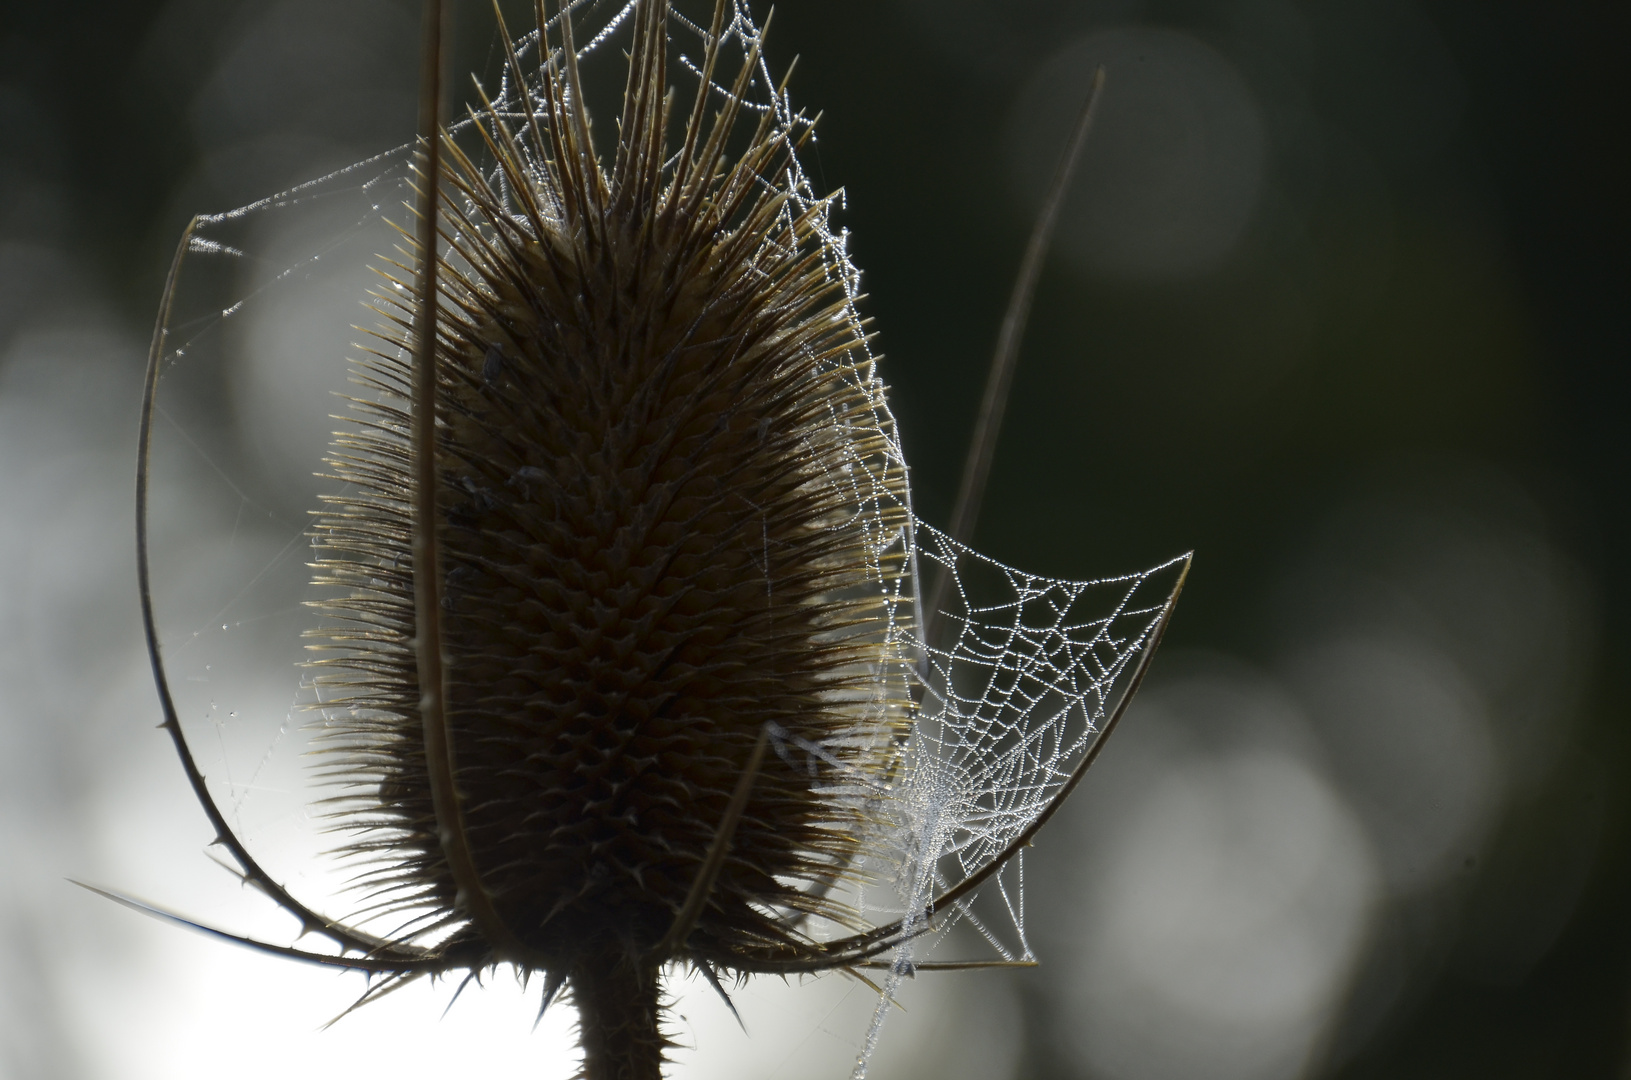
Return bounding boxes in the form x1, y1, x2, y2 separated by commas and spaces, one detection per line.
533, 970, 566, 1032
697, 962, 745, 1033
442, 971, 479, 1019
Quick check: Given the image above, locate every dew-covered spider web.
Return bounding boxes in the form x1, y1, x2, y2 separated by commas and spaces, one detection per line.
138, 2, 1187, 1076
846, 526, 1185, 1075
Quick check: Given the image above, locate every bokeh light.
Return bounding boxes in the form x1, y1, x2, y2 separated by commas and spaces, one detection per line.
1, 0, 1624, 1077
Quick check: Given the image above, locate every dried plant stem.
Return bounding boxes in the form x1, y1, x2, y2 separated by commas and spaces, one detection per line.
409, 0, 529, 963
923, 67, 1106, 637
658, 726, 773, 957
575, 963, 665, 1080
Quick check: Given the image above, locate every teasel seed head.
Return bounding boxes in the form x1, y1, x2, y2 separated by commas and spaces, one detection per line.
302, 0, 914, 1064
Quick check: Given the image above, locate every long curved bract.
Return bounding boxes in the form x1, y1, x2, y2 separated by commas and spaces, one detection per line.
134, 219, 438, 970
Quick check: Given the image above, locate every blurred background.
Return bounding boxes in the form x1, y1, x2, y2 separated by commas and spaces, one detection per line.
0, 0, 1626, 1077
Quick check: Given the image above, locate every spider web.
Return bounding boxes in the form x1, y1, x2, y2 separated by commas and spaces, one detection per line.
900, 527, 1186, 943
141, 2, 1186, 1075
809, 524, 1179, 1076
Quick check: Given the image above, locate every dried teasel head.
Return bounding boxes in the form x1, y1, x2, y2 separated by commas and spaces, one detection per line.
106, 0, 1189, 1076
309, 0, 913, 1057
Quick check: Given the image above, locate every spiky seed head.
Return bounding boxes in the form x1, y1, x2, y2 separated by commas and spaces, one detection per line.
305, 0, 913, 992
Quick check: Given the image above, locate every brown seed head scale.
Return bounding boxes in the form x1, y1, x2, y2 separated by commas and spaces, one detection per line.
307, 0, 909, 1073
